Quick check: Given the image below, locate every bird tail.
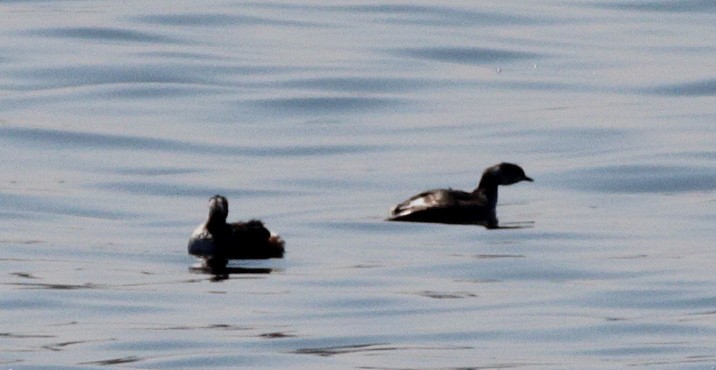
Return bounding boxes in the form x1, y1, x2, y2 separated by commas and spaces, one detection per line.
267, 234, 285, 257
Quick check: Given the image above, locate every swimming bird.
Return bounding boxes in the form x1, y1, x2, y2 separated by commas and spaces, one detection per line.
188, 195, 284, 271
387, 163, 533, 228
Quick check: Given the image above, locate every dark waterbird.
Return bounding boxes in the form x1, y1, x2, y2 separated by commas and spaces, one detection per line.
188, 195, 284, 274
387, 163, 533, 228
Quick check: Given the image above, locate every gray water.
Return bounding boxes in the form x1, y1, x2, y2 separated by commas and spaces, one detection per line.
1, 1, 715, 368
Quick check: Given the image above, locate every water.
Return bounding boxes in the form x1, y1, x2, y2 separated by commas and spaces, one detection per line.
1, 1, 714, 368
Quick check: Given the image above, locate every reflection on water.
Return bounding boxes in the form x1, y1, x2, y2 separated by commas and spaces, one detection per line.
81, 356, 143, 366
189, 264, 273, 280
0, 0, 714, 368
388, 218, 535, 229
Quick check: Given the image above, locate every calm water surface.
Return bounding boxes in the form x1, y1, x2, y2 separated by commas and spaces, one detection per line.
1, 1, 715, 368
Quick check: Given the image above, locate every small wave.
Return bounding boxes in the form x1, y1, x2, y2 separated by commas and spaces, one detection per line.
595, 0, 716, 13
263, 4, 542, 27
0, 192, 138, 220
277, 77, 433, 93
395, 47, 541, 65
133, 13, 320, 28
559, 164, 716, 193
251, 96, 404, 113
642, 79, 716, 97
0, 126, 386, 157
25, 26, 182, 44
95, 181, 289, 198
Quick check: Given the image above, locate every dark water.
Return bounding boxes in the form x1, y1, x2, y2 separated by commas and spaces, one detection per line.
1, 1, 715, 368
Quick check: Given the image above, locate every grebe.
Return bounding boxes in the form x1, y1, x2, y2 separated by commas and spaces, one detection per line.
188, 195, 284, 271
388, 163, 532, 228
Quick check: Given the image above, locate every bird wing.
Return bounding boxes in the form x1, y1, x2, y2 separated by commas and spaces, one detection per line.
226, 220, 284, 259
229, 220, 271, 243
390, 189, 463, 218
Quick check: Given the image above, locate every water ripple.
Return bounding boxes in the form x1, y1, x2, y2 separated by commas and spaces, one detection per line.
95, 181, 292, 199
0, 192, 137, 220
643, 79, 716, 97
251, 96, 404, 113
9, 63, 293, 90
111, 167, 204, 176
329, 4, 542, 26
25, 27, 182, 44
395, 47, 541, 65
0, 126, 386, 157
134, 13, 321, 28
246, 3, 542, 27
277, 77, 434, 93
558, 164, 716, 194
576, 288, 716, 310
597, 0, 716, 13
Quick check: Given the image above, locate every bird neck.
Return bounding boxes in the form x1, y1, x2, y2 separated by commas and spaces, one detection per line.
206, 213, 227, 233
473, 174, 499, 207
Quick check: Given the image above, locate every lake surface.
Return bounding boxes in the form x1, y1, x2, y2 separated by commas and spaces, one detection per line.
1, 1, 715, 368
